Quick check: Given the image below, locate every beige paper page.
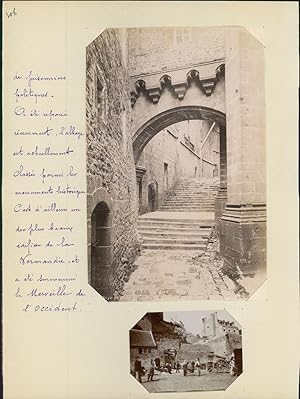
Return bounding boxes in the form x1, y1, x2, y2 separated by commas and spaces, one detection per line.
3, 2, 299, 399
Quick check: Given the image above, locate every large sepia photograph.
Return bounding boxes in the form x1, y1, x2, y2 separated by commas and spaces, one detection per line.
86, 27, 266, 302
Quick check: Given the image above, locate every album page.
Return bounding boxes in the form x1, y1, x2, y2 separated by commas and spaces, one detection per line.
3, 2, 299, 399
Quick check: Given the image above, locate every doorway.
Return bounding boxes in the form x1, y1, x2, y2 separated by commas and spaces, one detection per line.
91, 201, 112, 287
148, 182, 158, 212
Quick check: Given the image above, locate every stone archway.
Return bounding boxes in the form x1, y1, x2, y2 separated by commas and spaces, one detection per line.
132, 105, 227, 220
132, 105, 226, 163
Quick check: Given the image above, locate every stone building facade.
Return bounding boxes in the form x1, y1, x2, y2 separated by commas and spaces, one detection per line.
130, 313, 185, 372
201, 312, 242, 338
200, 312, 242, 360
86, 29, 140, 299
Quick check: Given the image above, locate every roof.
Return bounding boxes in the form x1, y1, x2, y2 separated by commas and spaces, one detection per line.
130, 329, 157, 348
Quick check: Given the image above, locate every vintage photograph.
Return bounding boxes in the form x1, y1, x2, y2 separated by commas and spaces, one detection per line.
129, 311, 242, 393
86, 27, 266, 302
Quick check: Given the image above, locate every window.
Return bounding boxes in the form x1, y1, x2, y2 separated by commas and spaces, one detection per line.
139, 348, 142, 354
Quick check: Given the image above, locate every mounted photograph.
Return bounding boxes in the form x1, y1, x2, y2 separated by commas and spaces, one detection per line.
86, 26, 266, 301
129, 311, 243, 393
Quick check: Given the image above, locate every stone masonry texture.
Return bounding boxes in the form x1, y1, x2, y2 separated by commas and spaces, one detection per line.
86, 29, 140, 300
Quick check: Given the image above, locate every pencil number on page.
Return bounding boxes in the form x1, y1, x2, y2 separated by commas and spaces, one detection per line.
6, 8, 17, 18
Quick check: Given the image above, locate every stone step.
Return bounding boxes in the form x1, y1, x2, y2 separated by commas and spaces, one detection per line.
164, 203, 215, 206
138, 220, 214, 228
175, 189, 218, 191
162, 202, 215, 206
167, 196, 217, 198
174, 185, 218, 187
172, 192, 217, 195
167, 192, 218, 195
142, 236, 208, 244
160, 208, 214, 212
166, 196, 216, 198
138, 225, 211, 233
160, 205, 214, 208
162, 206, 215, 209
163, 205, 215, 208
138, 230, 210, 239
166, 195, 216, 202
142, 243, 206, 250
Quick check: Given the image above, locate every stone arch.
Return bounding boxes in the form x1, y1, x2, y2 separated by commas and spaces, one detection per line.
132, 105, 226, 163
147, 180, 159, 212
87, 187, 114, 296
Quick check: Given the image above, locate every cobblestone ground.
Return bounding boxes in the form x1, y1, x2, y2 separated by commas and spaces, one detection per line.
139, 370, 237, 393
120, 236, 244, 301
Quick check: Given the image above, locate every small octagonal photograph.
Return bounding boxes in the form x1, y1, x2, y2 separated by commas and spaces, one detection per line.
129, 310, 242, 393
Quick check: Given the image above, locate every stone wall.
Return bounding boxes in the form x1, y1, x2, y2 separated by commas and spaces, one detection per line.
128, 27, 226, 153
86, 29, 140, 300
130, 347, 160, 374
130, 335, 181, 372
128, 27, 225, 77
220, 27, 266, 284
209, 333, 242, 359
201, 312, 220, 337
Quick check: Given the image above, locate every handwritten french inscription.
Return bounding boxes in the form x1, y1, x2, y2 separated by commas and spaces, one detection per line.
10, 70, 87, 312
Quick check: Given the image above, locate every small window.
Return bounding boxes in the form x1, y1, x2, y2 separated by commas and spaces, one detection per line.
148, 348, 152, 354
139, 348, 142, 354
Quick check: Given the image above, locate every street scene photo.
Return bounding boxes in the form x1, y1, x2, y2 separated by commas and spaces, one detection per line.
86, 27, 266, 301
129, 311, 242, 393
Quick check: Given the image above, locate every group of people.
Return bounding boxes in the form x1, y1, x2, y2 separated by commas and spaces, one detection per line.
134, 357, 155, 383
134, 356, 203, 382
182, 358, 202, 376
134, 354, 240, 382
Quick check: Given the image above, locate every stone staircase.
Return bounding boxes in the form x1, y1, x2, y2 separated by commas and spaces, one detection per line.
137, 178, 219, 250
160, 178, 219, 212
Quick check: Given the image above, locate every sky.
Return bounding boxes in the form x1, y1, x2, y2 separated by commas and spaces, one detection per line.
163, 310, 241, 336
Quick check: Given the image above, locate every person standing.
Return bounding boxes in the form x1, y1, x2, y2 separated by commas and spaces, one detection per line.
191, 361, 195, 373
195, 358, 201, 376
147, 359, 155, 381
176, 361, 180, 373
135, 356, 143, 383
182, 359, 188, 377
166, 363, 172, 374
229, 354, 236, 376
